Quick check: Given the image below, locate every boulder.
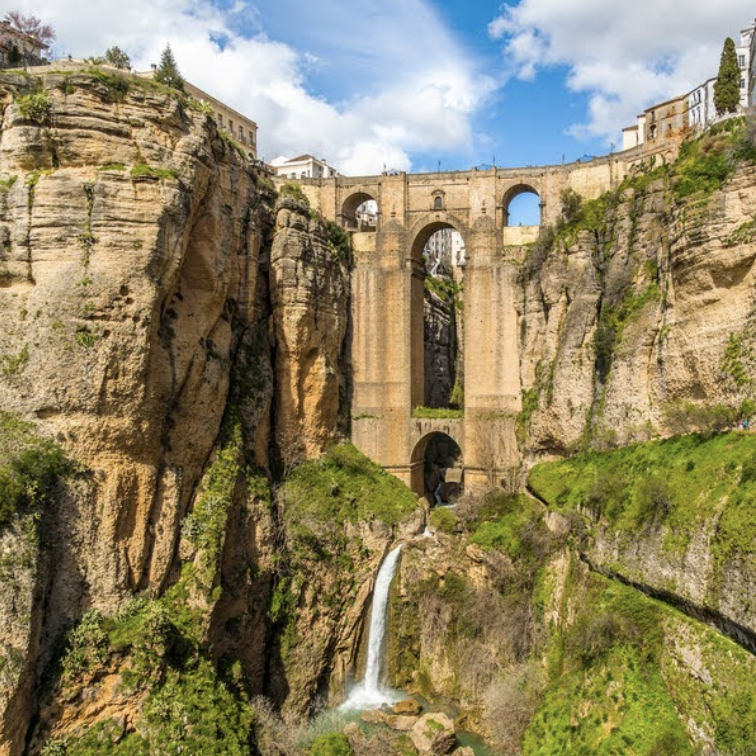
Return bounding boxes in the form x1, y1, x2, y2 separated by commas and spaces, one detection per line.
384, 714, 419, 731
361, 709, 388, 726
410, 712, 456, 755
393, 698, 423, 716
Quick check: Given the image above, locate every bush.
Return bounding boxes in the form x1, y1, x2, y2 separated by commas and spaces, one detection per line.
280, 182, 309, 205
16, 91, 52, 124
429, 507, 458, 534
310, 733, 355, 756
0, 411, 71, 530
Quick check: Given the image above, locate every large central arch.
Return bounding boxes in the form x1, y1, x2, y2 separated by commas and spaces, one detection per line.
408, 216, 470, 411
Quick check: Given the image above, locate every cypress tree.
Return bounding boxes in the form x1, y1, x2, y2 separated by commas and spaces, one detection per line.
714, 37, 741, 115
155, 44, 184, 92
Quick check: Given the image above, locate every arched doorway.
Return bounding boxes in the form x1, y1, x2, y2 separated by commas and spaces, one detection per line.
503, 184, 541, 227
410, 221, 467, 413
341, 192, 378, 230
411, 432, 463, 504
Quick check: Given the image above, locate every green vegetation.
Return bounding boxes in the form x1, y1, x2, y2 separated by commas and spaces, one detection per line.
130, 163, 179, 181
596, 283, 659, 383
429, 506, 458, 534
723, 218, 756, 247
279, 182, 309, 205
74, 326, 98, 348
181, 412, 243, 591
1, 343, 29, 376
97, 163, 126, 172
86, 68, 130, 102
310, 733, 355, 756
53, 600, 254, 756
154, 44, 185, 92
103, 45, 131, 69
0, 410, 71, 530
524, 577, 692, 756
424, 275, 462, 310
671, 129, 736, 199
721, 332, 753, 388
469, 493, 547, 563
0, 175, 18, 192
411, 406, 464, 419
15, 91, 52, 124
529, 432, 756, 561
714, 37, 741, 116
326, 220, 351, 265
281, 443, 418, 538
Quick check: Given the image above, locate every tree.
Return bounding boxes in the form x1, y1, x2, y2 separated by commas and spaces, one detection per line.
2, 11, 55, 47
154, 44, 184, 92
714, 37, 741, 116
104, 46, 130, 69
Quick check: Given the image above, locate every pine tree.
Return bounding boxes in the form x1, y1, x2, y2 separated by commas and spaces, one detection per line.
155, 44, 184, 92
714, 37, 741, 116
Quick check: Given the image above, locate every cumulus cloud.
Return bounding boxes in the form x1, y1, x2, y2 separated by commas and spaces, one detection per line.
490, 0, 756, 142
16, 0, 495, 174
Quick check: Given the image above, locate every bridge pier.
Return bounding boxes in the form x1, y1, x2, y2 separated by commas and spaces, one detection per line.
285, 154, 642, 492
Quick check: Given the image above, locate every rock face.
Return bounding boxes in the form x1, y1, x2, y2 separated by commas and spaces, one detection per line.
0, 73, 352, 755
424, 288, 458, 408
270, 197, 350, 461
518, 167, 756, 454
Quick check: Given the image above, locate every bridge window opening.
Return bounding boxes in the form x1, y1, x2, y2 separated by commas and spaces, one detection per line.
341, 192, 378, 231
417, 432, 462, 506
421, 227, 465, 410
434, 195, 443, 210
504, 186, 541, 227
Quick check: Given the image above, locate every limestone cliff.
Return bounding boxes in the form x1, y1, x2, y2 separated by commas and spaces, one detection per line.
518, 161, 756, 455
0, 72, 353, 755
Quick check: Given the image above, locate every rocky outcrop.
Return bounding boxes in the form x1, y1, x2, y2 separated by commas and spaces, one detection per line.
269, 198, 350, 461
0, 72, 355, 754
518, 166, 756, 454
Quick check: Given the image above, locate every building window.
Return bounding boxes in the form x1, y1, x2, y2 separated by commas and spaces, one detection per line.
238, 125, 243, 140
739, 55, 746, 67
217, 114, 223, 127
434, 196, 443, 210
742, 79, 746, 89
229, 119, 233, 133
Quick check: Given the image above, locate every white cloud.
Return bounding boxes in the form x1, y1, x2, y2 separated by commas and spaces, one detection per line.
490, 0, 756, 143
14, 0, 495, 175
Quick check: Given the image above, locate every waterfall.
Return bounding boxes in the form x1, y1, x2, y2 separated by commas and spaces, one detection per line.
342, 545, 403, 710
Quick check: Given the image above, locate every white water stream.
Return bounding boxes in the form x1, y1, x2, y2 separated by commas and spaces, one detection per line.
341, 545, 403, 710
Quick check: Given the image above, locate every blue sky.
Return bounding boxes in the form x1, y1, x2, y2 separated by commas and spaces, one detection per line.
19, 0, 756, 175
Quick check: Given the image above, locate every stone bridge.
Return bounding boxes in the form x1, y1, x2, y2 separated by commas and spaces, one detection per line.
287, 148, 669, 493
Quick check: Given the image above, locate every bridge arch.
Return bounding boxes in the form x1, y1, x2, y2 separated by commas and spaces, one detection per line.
502, 183, 542, 227
410, 430, 463, 501
408, 214, 471, 260
340, 191, 378, 230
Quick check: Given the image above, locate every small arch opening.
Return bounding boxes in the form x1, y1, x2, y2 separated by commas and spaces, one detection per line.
412, 432, 463, 504
341, 192, 378, 230
504, 185, 541, 227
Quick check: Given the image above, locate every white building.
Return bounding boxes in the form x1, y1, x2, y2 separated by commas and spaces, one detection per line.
424, 228, 466, 274
737, 24, 754, 108
270, 154, 339, 180
688, 78, 717, 131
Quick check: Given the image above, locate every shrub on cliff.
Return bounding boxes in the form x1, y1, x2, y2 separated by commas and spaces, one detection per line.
281, 443, 417, 538
310, 733, 355, 756
0, 411, 71, 530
